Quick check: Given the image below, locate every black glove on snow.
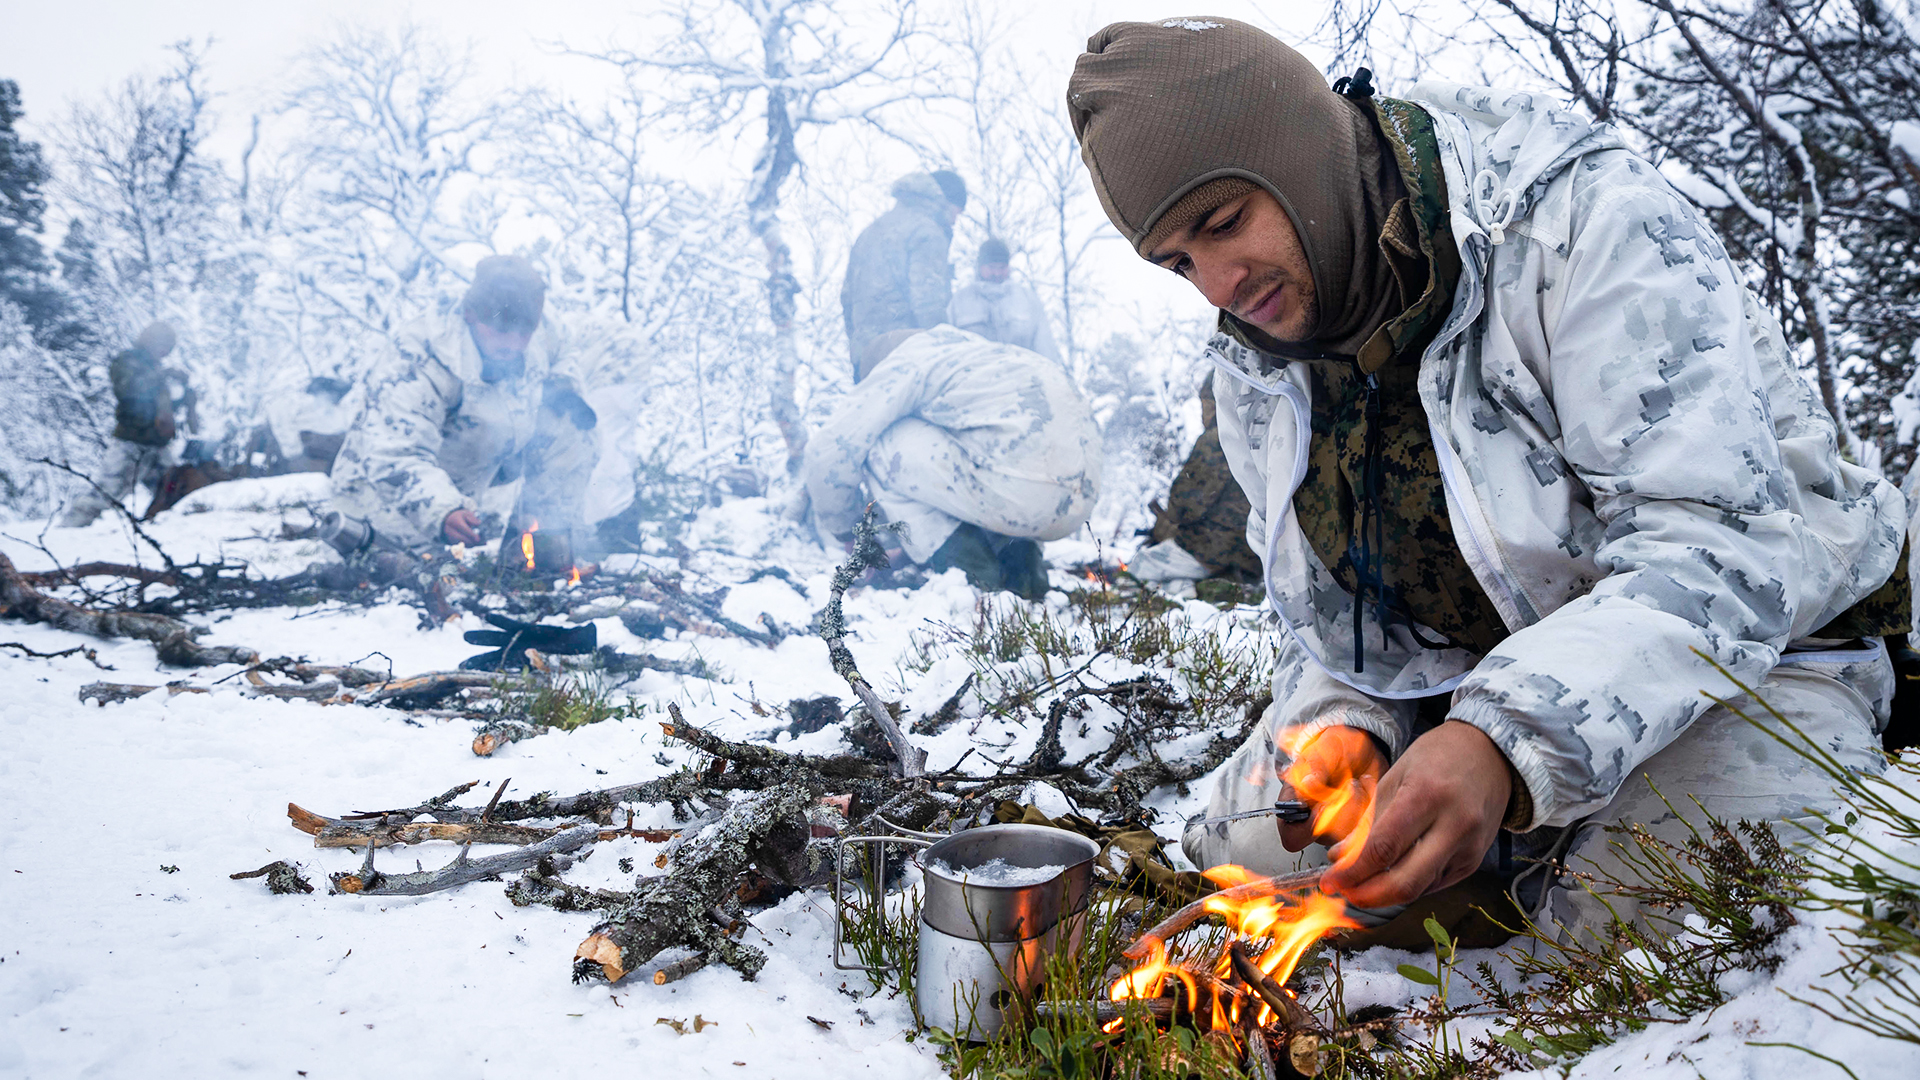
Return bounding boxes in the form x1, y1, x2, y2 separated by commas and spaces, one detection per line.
459, 613, 598, 671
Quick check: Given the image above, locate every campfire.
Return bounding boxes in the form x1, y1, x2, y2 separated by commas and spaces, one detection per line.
515, 520, 585, 585
520, 520, 539, 571
1096, 728, 1382, 1077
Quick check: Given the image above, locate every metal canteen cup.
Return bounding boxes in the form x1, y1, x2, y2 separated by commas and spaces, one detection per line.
833, 824, 1100, 1040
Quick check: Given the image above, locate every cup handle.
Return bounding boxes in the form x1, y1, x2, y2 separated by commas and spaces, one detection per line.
831, 833, 933, 973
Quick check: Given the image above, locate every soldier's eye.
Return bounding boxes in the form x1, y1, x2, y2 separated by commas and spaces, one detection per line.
1210, 210, 1242, 237
1170, 256, 1193, 279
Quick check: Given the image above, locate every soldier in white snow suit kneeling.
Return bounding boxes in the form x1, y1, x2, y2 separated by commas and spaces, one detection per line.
326, 256, 598, 559
803, 325, 1101, 599
1071, 20, 1909, 944
947, 238, 1061, 361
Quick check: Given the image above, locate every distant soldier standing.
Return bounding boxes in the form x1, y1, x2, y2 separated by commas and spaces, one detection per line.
58, 321, 182, 527
841, 170, 967, 372
947, 238, 1061, 361
326, 256, 598, 555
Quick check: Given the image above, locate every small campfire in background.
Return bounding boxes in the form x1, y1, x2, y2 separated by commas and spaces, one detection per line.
1066, 558, 1129, 590
1085, 729, 1382, 1078
512, 520, 586, 587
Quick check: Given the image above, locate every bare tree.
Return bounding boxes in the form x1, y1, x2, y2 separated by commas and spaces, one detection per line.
56, 39, 224, 335
1324, 0, 1920, 458
584, 0, 944, 471
278, 22, 510, 373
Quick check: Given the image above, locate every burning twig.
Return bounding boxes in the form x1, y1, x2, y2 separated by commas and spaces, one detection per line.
1032, 998, 1179, 1025
816, 506, 925, 778
1228, 939, 1322, 1034
1122, 869, 1325, 960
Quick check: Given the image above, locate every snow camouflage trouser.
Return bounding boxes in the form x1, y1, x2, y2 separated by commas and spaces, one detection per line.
864, 417, 1097, 564
1180, 642, 1893, 940
58, 440, 177, 527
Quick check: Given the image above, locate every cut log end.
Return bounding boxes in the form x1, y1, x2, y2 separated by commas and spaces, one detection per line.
473, 732, 501, 757
287, 803, 328, 836
332, 874, 367, 894
574, 932, 627, 983
1287, 1033, 1322, 1077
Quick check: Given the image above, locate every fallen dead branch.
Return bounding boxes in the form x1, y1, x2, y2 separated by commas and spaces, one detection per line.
78, 681, 209, 705
2, 550, 257, 667
230, 860, 315, 894
330, 822, 601, 896
1, 640, 110, 667
18, 561, 179, 588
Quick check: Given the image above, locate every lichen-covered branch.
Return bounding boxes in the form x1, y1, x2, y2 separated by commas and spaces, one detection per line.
329, 823, 601, 896
663, 702, 889, 782
573, 783, 816, 983
816, 506, 924, 778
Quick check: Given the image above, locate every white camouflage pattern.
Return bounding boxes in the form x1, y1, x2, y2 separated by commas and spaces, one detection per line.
329, 313, 597, 548
948, 279, 1062, 361
1201, 82, 1906, 838
803, 326, 1101, 563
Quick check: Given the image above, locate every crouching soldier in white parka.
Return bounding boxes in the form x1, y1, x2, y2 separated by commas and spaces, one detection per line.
803, 325, 1102, 599
327, 256, 598, 558
1070, 21, 1910, 943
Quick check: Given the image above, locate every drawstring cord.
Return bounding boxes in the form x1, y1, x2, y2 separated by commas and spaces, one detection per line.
1350, 363, 1457, 672
1353, 369, 1383, 673
1471, 168, 1519, 245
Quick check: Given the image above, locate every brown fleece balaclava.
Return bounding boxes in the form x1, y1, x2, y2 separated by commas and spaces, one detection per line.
1067, 18, 1403, 357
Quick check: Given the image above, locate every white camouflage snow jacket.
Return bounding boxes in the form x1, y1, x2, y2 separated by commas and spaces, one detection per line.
948, 279, 1063, 361
1211, 82, 1907, 831
330, 313, 596, 547
804, 325, 1102, 563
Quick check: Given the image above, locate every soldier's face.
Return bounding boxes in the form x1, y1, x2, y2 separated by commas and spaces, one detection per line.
464, 311, 536, 369
978, 262, 1010, 283
1146, 188, 1318, 342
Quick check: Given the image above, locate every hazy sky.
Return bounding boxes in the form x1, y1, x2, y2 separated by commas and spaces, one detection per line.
0, 1, 1327, 328
1, 1, 1317, 146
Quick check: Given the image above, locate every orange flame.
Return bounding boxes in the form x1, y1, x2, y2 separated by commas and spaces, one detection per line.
1279, 726, 1378, 871
1107, 868, 1361, 1033
568, 565, 582, 586
1108, 935, 1197, 1005
520, 520, 539, 571
1104, 726, 1382, 1035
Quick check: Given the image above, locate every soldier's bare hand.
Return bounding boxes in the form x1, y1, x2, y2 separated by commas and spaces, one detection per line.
442, 508, 483, 545
1318, 721, 1510, 909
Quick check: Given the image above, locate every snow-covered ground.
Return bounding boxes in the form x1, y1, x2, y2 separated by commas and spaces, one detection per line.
2, 477, 1916, 1078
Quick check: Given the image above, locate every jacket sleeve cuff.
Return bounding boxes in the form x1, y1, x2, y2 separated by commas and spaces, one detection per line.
1447, 698, 1554, 833
411, 489, 474, 543
1277, 699, 1406, 761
